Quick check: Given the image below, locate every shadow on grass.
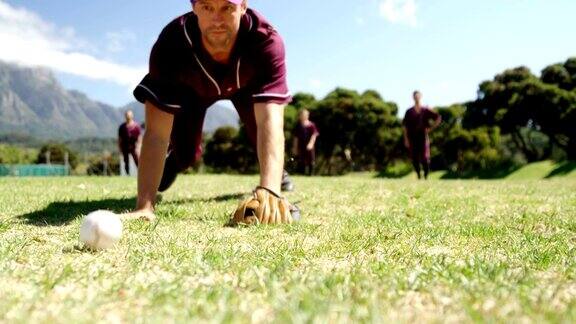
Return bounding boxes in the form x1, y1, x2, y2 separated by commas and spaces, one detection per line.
375, 165, 521, 180
201, 193, 245, 202
163, 192, 246, 206
545, 161, 576, 178
19, 198, 137, 226
18, 193, 246, 227
440, 165, 521, 180
375, 170, 411, 179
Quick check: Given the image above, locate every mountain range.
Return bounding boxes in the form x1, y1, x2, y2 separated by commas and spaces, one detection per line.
0, 60, 239, 140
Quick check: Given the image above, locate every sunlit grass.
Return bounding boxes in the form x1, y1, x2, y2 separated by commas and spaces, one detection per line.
0, 175, 575, 322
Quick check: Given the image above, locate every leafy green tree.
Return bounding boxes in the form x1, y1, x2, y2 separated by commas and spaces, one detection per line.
204, 127, 238, 172
464, 67, 537, 129
443, 126, 507, 174
357, 90, 403, 168
290, 92, 317, 110
429, 104, 466, 169
464, 60, 576, 161
203, 126, 258, 173
563, 57, 576, 89
0, 145, 38, 164
429, 104, 518, 175
464, 67, 552, 162
507, 80, 576, 159
86, 153, 120, 176
36, 143, 79, 169
541, 64, 572, 90
312, 88, 402, 174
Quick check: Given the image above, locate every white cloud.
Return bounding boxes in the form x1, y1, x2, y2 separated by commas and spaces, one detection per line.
0, 1, 145, 88
309, 79, 324, 90
105, 30, 137, 53
379, 0, 418, 27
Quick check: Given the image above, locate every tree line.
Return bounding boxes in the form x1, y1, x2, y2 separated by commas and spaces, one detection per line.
1, 57, 574, 177
204, 57, 576, 176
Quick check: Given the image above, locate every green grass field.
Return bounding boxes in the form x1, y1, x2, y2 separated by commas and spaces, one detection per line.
412, 161, 576, 180
1, 174, 575, 322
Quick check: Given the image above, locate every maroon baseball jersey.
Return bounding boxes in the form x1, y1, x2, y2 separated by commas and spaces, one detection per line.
402, 106, 440, 138
118, 122, 142, 149
403, 106, 440, 162
293, 122, 319, 152
133, 8, 291, 114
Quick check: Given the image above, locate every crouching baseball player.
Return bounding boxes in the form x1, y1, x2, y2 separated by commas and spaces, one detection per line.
124, 0, 299, 225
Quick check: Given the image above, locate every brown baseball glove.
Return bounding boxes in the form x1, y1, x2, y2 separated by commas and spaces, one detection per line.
231, 186, 299, 225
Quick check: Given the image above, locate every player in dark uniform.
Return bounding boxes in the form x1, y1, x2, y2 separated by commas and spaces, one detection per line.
402, 91, 442, 180
125, 0, 296, 220
292, 109, 319, 176
118, 110, 142, 175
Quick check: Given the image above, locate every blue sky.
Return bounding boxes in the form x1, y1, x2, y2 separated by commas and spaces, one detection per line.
1, 0, 575, 113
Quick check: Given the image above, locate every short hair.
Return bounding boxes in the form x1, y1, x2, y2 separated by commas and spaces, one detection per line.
413, 90, 421, 96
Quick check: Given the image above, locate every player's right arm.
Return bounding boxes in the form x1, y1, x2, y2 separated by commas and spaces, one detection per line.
292, 137, 298, 156
403, 127, 410, 149
117, 126, 123, 152
123, 20, 184, 221
135, 101, 173, 213
120, 101, 173, 222
402, 111, 410, 149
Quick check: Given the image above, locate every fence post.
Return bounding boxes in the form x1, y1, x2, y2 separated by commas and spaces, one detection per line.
103, 158, 108, 176
64, 152, 70, 175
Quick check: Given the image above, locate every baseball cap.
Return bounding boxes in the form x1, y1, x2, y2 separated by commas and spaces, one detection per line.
191, 0, 243, 4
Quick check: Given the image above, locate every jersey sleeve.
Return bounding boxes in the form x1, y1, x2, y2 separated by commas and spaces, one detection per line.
133, 23, 186, 114
135, 124, 142, 138
402, 111, 409, 126
311, 122, 320, 136
251, 31, 292, 105
426, 108, 441, 123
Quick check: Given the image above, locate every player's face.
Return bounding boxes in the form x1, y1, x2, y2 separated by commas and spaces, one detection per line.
299, 111, 310, 123
413, 92, 422, 103
194, 0, 247, 50
125, 111, 134, 121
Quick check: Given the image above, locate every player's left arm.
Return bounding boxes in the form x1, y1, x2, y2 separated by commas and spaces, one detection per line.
307, 133, 318, 151
428, 109, 442, 132
250, 26, 292, 193
136, 126, 143, 152
254, 102, 285, 194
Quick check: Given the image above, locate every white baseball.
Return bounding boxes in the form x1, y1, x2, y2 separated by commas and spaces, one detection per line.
80, 210, 123, 250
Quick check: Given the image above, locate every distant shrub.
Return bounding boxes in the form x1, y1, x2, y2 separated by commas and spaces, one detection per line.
378, 160, 413, 178
86, 154, 120, 176
36, 143, 79, 170
0, 145, 38, 164
203, 126, 257, 174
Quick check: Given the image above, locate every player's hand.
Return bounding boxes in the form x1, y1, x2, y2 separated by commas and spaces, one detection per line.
120, 209, 157, 222
230, 187, 296, 225
306, 143, 314, 151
